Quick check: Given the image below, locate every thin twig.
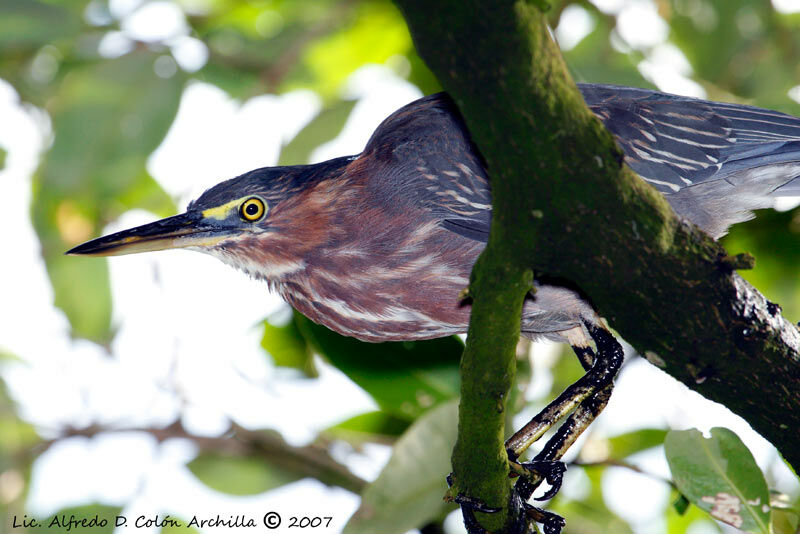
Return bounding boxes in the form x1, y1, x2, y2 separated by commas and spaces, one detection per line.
24, 420, 367, 494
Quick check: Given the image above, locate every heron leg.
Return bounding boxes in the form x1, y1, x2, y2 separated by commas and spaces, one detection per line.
506, 323, 622, 502
512, 382, 613, 501
571, 344, 595, 371
449, 324, 621, 534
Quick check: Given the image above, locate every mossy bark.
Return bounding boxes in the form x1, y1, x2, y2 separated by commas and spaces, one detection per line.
394, 0, 800, 531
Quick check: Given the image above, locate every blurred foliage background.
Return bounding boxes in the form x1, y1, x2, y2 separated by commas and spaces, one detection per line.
1, 0, 800, 533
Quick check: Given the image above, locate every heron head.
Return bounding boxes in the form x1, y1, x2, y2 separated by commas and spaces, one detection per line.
67, 157, 355, 281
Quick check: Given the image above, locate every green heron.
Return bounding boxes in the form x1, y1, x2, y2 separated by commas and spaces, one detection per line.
68, 84, 800, 534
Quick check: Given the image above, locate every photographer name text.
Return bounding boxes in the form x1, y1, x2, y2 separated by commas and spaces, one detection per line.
12, 511, 332, 530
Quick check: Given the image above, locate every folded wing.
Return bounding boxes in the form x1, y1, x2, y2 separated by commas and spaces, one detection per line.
582, 83, 800, 237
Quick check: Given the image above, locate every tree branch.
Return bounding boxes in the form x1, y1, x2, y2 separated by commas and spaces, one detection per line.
393, 0, 800, 528
33, 421, 366, 495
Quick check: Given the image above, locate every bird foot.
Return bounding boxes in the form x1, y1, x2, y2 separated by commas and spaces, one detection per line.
454, 495, 500, 534
446, 472, 565, 534
523, 502, 566, 534
510, 479, 566, 534
519, 460, 567, 501
446, 473, 500, 534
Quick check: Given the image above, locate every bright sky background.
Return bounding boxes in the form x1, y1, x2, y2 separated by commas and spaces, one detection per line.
1, 1, 800, 533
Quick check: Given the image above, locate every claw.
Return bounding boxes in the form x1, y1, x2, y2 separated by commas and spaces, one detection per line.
511, 459, 567, 501
448, 470, 566, 534
453, 494, 502, 514
524, 503, 565, 534
542, 513, 566, 534
507, 473, 567, 534
446, 473, 501, 534
521, 460, 567, 501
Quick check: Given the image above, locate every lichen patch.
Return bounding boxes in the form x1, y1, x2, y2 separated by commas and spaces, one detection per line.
701, 492, 743, 528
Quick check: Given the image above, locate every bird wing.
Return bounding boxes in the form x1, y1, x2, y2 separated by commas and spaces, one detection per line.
581, 83, 800, 236
364, 88, 800, 243
361, 93, 493, 242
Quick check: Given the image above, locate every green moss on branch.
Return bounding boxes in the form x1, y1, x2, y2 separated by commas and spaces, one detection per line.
450, 249, 531, 530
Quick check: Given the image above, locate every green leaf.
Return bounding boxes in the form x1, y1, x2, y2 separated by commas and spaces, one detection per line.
770, 495, 800, 534
300, 2, 412, 97
39, 52, 182, 210
278, 98, 356, 165
33, 51, 183, 342
343, 399, 458, 534
294, 313, 462, 420
665, 427, 770, 533
607, 428, 668, 458
0, 146, 6, 170
325, 411, 410, 444
668, 1, 770, 89
188, 452, 301, 496
261, 317, 317, 377
0, 0, 82, 49
29, 504, 123, 534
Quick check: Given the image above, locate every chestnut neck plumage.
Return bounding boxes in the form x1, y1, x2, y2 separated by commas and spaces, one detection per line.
204, 158, 483, 341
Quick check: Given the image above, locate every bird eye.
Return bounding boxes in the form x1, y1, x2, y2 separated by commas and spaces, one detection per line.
240, 197, 266, 222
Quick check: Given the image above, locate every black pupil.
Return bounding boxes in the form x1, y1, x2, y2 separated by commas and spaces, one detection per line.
245, 202, 260, 216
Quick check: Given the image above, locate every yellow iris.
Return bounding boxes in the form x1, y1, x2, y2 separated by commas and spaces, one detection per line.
240, 197, 267, 222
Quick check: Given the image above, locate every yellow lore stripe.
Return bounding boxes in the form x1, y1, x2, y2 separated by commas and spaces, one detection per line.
201, 197, 249, 220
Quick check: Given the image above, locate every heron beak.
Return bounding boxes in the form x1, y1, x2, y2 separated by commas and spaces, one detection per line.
66, 211, 231, 257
